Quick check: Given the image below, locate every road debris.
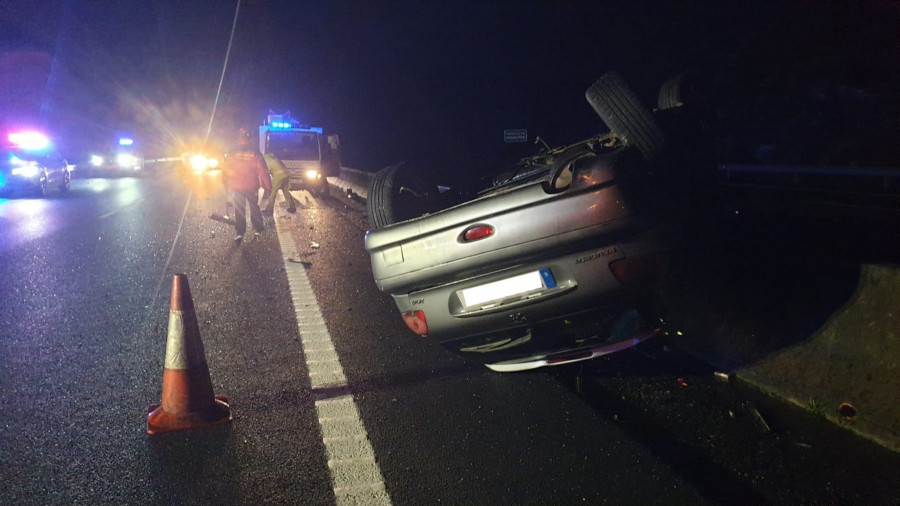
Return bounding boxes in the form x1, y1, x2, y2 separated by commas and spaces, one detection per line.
287, 258, 313, 270
745, 403, 772, 434
714, 371, 732, 382
209, 213, 235, 226
839, 402, 857, 420
310, 241, 320, 249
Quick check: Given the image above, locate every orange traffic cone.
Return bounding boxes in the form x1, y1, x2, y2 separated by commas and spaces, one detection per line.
147, 274, 232, 435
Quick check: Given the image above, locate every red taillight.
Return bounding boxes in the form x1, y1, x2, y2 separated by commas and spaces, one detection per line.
609, 253, 668, 292
461, 224, 494, 242
402, 310, 428, 336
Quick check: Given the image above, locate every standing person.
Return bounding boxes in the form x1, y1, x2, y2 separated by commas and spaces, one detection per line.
261, 152, 298, 215
222, 127, 272, 242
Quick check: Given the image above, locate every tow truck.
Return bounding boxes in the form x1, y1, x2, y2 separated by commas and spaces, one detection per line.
258, 112, 340, 194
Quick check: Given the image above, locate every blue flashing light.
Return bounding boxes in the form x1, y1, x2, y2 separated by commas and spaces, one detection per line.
267, 121, 323, 134
119, 138, 134, 146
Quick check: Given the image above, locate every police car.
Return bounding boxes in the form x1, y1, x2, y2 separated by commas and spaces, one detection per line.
0, 131, 71, 197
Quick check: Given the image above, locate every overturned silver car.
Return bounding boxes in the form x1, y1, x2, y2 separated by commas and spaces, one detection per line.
364, 71, 678, 372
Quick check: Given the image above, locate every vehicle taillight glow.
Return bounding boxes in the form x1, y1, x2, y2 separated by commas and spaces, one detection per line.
461, 224, 494, 242
402, 310, 428, 336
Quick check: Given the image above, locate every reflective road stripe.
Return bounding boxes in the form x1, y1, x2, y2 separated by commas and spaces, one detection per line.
275, 207, 392, 506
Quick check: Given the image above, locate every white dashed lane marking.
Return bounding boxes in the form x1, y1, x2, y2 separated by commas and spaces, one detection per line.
274, 207, 392, 506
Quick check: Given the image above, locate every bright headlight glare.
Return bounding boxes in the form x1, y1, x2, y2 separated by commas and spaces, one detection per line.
91, 155, 104, 166
190, 155, 207, 172
12, 163, 40, 178
305, 170, 319, 179
207, 158, 219, 168
117, 154, 137, 167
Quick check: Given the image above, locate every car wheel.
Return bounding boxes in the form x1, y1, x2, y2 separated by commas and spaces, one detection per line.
657, 71, 708, 111
59, 171, 71, 193
657, 73, 686, 110
586, 71, 665, 162
367, 163, 444, 229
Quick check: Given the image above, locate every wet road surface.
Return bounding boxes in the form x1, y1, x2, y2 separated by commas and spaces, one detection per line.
0, 168, 898, 504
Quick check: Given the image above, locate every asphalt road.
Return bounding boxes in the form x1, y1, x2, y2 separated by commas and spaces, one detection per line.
0, 167, 898, 505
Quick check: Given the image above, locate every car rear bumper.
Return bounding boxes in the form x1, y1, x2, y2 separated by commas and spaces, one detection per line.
484, 326, 661, 372
440, 302, 664, 371
389, 226, 666, 341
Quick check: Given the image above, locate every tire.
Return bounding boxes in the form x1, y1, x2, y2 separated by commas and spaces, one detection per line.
367, 163, 444, 229
586, 71, 665, 162
657, 73, 686, 110
59, 171, 71, 193
657, 71, 708, 111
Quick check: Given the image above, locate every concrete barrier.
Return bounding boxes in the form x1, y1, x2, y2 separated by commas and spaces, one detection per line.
737, 263, 900, 452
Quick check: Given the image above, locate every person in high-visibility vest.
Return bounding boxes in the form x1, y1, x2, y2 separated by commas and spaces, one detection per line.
222, 127, 272, 242
261, 153, 298, 214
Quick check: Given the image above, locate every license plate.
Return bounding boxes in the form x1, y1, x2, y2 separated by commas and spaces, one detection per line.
460, 268, 555, 308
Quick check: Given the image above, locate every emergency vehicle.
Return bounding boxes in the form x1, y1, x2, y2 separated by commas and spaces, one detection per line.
258, 113, 340, 194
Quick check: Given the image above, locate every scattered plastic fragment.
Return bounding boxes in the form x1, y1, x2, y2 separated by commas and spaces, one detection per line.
310, 241, 320, 249
714, 371, 732, 382
746, 404, 771, 433
676, 377, 688, 388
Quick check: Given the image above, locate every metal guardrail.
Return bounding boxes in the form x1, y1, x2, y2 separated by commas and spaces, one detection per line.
336, 167, 373, 200
718, 164, 900, 193
340, 167, 373, 186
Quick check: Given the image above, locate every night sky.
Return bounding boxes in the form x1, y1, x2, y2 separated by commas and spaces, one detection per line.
2, 1, 898, 174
